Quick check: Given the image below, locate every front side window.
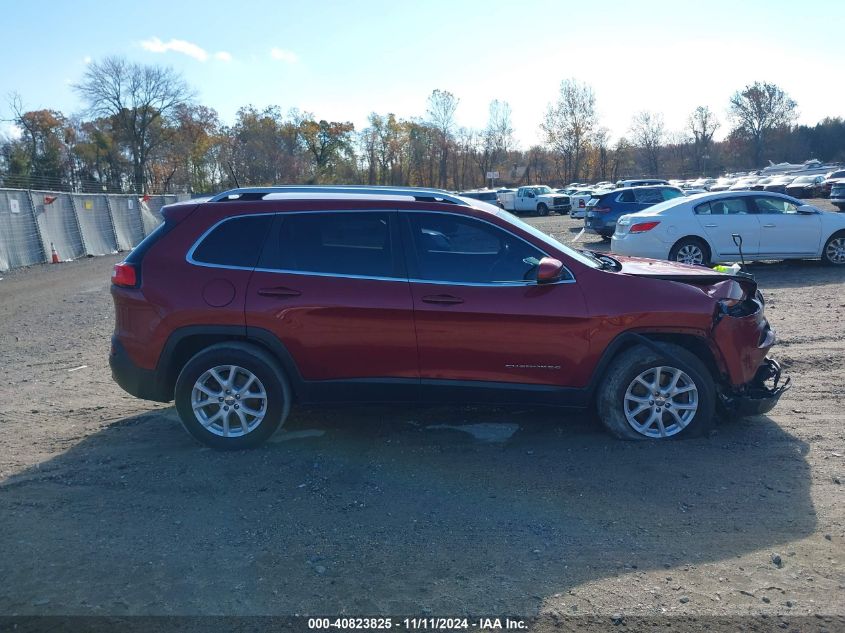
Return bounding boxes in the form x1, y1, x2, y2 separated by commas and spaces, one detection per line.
634, 188, 664, 204
262, 212, 397, 278
661, 187, 684, 201
753, 197, 800, 214
406, 213, 547, 284
192, 215, 273, 267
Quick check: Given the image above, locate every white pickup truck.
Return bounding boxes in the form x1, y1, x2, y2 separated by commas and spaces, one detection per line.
496, 185, 571, 216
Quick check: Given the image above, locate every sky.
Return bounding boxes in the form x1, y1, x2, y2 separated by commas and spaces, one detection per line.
1, 0, 844, 148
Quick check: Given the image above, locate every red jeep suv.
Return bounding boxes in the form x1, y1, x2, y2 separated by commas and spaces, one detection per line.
110, 186, 788, 449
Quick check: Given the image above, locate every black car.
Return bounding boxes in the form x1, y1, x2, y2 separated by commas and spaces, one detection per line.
784, 175, 825, 199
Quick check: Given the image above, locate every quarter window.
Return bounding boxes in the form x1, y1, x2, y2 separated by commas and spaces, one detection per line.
263, 212, 397, 278
406, 213, 548, 284
192, 215, 273, 267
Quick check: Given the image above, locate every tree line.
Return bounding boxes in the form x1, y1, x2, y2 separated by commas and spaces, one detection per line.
2, 57, 844, 194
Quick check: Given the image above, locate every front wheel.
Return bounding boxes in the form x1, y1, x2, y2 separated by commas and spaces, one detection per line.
669, 237, 710, 266
537, 203, 549, 217
597, 343, 715, 440
822, 232, 845, 265
174, 342, 291, 449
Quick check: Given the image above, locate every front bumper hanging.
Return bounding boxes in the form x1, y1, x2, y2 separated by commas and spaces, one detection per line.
721, 357, 790, 416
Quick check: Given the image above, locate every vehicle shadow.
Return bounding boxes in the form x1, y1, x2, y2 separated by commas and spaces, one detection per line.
0, 405, 814, 616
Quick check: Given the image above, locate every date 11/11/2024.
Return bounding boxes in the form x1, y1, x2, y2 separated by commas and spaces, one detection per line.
307, 617, 528, 630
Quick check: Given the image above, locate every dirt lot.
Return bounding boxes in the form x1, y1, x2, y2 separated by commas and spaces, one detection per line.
0, 205, 843, 630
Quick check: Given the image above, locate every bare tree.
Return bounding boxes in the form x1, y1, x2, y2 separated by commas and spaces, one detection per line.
476, 99, 514, 185
630, 111, 665, 176
541, 79, 597, 183
688, 106, 719, 175
427, 89, 459, 188
74, 56, 193, 193
728, 81, 797, 166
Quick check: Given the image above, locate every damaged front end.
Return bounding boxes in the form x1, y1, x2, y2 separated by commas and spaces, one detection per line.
708, 276, 790, 416
719, 357, 791, 416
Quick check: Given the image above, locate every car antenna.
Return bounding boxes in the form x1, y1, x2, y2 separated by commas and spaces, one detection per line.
227, 160, 240, 188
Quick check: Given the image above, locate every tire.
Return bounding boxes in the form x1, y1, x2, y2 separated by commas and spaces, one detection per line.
822, 231, 845, 265
669, 237, 710, 266
537, 203, 549, 217
596, 343, 715, 441
174, 342, 291, 450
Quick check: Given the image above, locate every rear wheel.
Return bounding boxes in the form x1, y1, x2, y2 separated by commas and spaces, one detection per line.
597, 343, 715, 440
669, 237, 710, 266
822, 232, 845, 265
175, 343, 291, 450
537, 203, 549, 216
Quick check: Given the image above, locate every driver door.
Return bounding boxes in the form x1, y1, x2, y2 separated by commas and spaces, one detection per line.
400, 211, 590, 387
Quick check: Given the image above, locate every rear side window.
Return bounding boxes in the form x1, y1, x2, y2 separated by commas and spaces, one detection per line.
661, 188, 684, 201
191, 215, 272, 267
694, 198, 751, 215
263, 212, 398, 278
617, 190, 636, 203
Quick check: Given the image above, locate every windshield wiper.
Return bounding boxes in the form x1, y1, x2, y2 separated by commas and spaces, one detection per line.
580, 249, 620, 271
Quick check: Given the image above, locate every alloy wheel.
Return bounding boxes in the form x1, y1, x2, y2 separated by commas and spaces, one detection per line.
191, 365, 267, 437
676, 244, 704, 265
623, 365, 699, 438
825, 237, 845, 264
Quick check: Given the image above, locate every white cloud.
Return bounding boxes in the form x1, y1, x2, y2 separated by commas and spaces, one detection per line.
270, 47, 298, 64
140, 36, 209, 62
83, 55, 92, 64
1, 122, 22, 141
214, 51, 232, 62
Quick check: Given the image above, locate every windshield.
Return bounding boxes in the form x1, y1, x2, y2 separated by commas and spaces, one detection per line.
493, 209, 600, 269
792, 176, 814, 183
534, 186, 552, 194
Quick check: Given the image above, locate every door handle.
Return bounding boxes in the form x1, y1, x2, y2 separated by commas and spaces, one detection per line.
257, 286, 301, 298
421, 294, 464, 305
704, 224, 718, 228
762, 223, 776, 228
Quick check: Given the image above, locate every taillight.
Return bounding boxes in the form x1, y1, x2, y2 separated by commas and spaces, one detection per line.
579, 199, 586, 208
112, 262, 138, 288
630, 221, 661, 233
594, 206, 612, 214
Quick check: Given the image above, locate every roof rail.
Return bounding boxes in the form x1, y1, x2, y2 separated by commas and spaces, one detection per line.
208, 185, 470, 206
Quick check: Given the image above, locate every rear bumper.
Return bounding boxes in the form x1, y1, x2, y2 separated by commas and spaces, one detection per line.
110, 336, 172, 402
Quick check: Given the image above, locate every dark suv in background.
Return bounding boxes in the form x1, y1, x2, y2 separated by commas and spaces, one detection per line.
110, 186, 786, 449
584, 185, 685, 239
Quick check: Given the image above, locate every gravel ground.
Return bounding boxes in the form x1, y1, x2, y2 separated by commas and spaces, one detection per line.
0, 202, 843, 631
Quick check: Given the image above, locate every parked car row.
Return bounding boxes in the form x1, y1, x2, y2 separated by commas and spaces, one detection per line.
669, 169, 845, 200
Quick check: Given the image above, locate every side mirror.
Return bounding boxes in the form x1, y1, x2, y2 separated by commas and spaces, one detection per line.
797, 204, 819, 214
537, 257, 564, 283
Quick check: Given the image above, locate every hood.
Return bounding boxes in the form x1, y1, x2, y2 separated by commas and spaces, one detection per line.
613, 255, 758, 298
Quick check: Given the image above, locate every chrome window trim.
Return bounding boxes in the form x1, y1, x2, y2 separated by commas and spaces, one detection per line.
185, 208, 577, 286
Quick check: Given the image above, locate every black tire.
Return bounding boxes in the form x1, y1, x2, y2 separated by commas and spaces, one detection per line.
596, 343, 715, 441
537, 203, 549, 217
822, 231, 845, 266
174, 342, 291, 450
669, 237, 711, 266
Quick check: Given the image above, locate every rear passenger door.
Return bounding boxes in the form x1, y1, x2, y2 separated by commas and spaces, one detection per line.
692, 197, 760, 259
245, 211, 419, 389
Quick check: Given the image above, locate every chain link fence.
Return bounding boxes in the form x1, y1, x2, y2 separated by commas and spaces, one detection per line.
0, 189, 183, 272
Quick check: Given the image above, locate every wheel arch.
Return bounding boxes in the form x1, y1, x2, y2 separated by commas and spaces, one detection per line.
158, 325, 304, 402
669, 234, 713, 263
586, 330, 724, 402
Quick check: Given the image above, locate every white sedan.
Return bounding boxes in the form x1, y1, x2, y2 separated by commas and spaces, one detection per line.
611, 191, 845, 266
